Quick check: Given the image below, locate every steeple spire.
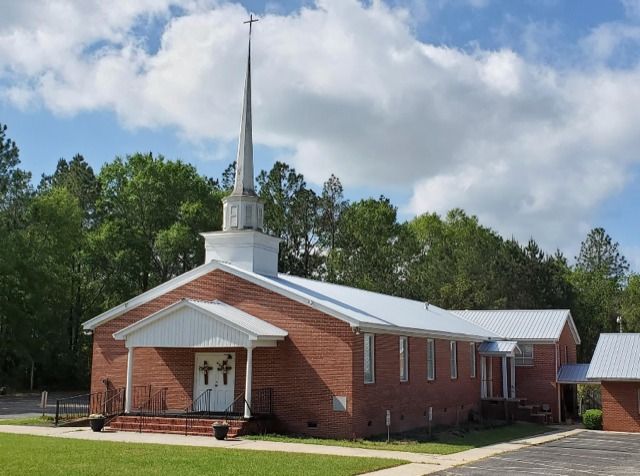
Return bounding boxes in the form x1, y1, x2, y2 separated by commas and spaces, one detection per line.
232, 14, 259, 197
201, 14, 281, 276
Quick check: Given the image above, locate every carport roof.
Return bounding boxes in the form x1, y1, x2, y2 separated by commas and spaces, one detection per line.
587, 333, 640, 381
478, 340, 519, 356
557, 364, 592, 384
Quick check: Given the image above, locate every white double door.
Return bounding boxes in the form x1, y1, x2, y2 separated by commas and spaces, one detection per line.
194, 352, 235, 412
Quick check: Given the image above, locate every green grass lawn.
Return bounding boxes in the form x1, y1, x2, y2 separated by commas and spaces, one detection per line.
0, 433, 403, 476
0, 416, 53, 426
246, 422, 551, 455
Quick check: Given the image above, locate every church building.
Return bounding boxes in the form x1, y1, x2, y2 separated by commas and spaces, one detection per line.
82, 21, 582, 438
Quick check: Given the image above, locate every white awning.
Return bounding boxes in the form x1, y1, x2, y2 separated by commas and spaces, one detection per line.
113, 299, 287, 349
478, 341, 519, 357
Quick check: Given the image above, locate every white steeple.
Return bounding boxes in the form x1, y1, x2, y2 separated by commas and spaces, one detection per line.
232, 29, 256, 197
201, 15, 281, 276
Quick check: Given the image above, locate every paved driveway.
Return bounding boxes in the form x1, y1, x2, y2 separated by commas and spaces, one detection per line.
437, 431, 640, 475
0, 392, 81, 419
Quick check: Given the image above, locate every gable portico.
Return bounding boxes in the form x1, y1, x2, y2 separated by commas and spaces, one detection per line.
112, 299, 287, 418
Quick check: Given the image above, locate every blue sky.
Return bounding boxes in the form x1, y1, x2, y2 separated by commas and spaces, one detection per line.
2, 0, 640, 266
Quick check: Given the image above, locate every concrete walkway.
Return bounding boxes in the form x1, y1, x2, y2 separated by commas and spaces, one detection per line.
0, 424, 583, 475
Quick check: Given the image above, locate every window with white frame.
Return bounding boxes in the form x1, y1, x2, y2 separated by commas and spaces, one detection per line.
450, 341, 458, 379
400, 336, 409, 382
470, 342, 476, 378
364, 334, 375, 384
515, 343, 534, 366
427, 339, 435, 381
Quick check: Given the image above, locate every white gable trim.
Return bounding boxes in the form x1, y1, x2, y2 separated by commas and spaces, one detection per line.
113, 299, 286, 349
83, 261, 220, 330
84, 259, 495, 341
565, 311, 581, 345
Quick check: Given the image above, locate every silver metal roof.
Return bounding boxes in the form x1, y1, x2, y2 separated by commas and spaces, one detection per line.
557, 364, 591, 384
190, 300, 288, 338
586, 334, 640, 381
273, 274, 498, 340
453, 309, 580, 343
478, 341, 518, 356
86, 260, 498, 340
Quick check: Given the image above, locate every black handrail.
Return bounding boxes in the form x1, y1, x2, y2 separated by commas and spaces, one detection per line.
103, 388, 125, 424
184, 389, 212, 435
224, 392, 249, 421
137, 387, 167, 433
223, 388, 273, 420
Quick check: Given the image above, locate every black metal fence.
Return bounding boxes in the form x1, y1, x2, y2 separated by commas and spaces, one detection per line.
55, 388, 125, 425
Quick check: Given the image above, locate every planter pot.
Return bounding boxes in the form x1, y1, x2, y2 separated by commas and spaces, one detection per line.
212, 424, 229, 440
90, 418, 105, 432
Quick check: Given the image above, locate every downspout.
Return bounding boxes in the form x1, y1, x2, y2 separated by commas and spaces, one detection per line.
555, 343, 561, 423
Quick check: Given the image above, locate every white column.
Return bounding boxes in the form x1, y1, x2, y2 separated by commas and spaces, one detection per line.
510, 356, 516, 399
502, 356, 508, 399
480, 356, 487, 398
487, 358, 493, 397
125, 346, 134, 413
244, 345, 253, 419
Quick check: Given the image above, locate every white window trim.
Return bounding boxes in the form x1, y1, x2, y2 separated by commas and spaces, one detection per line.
400, 336, 409, 382
427, 339, 435, 381
364, 333, 375, 384
515, 342, 534, 367
470, 342, 476, 378
450, 341, 458, 380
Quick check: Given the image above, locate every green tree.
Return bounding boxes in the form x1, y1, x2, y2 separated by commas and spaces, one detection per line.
20, 187, 86, 388
318, 174, 348, 281
0, 124, 34, 388
95, 153, 223, 304
620, 274, 640, 332
40, 154, 101, 226
405, 209, 508, 309
330, 197, 408, 294
571, 227, 628, 359
502, 239, 573, 309
257, 162, 322, 277
575, 227, 629, 281
0, 123, 32, 224
221, 161, 236, 191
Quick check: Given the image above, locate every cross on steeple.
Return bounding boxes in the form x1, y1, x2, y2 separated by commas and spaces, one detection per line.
244, 14, 258, 36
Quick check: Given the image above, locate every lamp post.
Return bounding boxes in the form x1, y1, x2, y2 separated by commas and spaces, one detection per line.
616, 315, 623, 333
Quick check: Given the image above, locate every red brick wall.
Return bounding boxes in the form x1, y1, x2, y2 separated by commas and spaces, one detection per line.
90, 267, 577, 436
352, 336, 481, 437
91, 268, 355, 438
602, 382, 640, 432
511, 322, 577, 422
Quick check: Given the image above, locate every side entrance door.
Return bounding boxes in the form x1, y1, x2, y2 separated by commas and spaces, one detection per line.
194, 352, 235, 412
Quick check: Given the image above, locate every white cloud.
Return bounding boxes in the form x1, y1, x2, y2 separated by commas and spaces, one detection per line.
1, 0, 640, 252
622, 0, 640, 19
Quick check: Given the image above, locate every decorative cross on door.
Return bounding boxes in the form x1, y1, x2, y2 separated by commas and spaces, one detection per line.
199, 360, 213, 385
217, 357, 233, 385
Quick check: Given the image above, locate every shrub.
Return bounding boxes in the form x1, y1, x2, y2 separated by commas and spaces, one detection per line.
582, 409, 603, 430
